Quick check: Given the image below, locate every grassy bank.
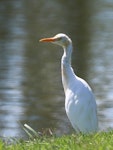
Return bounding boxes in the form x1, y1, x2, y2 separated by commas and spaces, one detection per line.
1, 131, 113, 150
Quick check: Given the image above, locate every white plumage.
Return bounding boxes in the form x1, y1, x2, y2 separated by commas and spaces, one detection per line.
40, 33, 98, 133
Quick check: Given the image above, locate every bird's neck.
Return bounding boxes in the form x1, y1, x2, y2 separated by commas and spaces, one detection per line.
62, 44, 72, 64
61, 44, 76, 94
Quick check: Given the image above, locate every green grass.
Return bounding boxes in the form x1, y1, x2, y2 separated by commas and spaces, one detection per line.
1, 131, 113, 150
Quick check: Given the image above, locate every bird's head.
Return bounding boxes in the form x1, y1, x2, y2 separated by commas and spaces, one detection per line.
39, 33, 72, 48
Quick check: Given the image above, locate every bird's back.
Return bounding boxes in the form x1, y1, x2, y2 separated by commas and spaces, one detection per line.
65, 76, 98, 133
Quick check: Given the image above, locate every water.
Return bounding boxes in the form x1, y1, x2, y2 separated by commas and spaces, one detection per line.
0, 0, 113, 137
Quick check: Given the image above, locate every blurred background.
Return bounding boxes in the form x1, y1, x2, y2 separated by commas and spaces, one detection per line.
0, 0, 113, 138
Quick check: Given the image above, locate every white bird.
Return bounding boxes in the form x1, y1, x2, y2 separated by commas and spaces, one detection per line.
39, 33, 98, 133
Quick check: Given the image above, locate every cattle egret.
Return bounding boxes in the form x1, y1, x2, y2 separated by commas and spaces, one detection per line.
39, 33, 98, 133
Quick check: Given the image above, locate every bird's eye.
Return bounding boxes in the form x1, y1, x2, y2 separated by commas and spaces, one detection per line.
57, 37, 62, 41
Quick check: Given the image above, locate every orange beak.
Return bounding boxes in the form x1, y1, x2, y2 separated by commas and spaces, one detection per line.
39, 37, 56, 42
